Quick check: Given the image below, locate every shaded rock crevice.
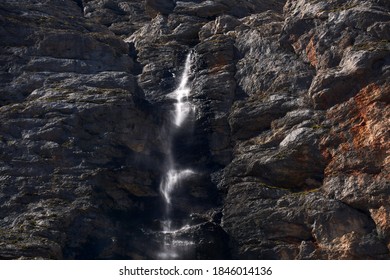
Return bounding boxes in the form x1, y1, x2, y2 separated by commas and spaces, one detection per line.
73, 0, 84, 14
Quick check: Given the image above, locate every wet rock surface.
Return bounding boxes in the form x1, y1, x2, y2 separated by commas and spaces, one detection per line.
0, 0, 389, 259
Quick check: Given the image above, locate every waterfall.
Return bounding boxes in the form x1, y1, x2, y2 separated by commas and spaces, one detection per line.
173, 52, 194, 127
160, 169, 194, 205
158, 51, 196, 259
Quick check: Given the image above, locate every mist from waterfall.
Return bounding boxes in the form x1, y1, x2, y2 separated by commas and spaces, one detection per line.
158, 51, 196, 259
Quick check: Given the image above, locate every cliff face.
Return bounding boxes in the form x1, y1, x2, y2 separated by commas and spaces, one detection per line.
0, 0, 389, 259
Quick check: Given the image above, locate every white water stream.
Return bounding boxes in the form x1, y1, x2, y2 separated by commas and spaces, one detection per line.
158, 52, 196, 259
172, 52, 194, 127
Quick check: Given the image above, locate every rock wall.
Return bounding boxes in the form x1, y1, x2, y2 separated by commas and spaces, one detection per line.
0, 0, 389, 259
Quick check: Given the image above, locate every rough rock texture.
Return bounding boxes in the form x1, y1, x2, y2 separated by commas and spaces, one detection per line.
0, 0, 389, 259
0, 0, 164, 259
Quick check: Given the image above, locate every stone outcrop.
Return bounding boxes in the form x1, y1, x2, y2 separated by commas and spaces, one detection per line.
0, 0, 164, 259
0, 0, 389, 259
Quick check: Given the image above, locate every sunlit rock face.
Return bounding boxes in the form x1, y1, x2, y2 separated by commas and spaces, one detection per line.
0, 0, 389, 259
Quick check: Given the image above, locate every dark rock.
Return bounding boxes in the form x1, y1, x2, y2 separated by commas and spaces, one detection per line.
193, 222, 230, 259
145, 0, 176, 17
199, 15, 240, 41
173, 1, 229, 19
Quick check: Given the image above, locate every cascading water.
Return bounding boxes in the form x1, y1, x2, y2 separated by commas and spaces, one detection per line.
158, 51, 196, 259
172, 52, 194, 127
